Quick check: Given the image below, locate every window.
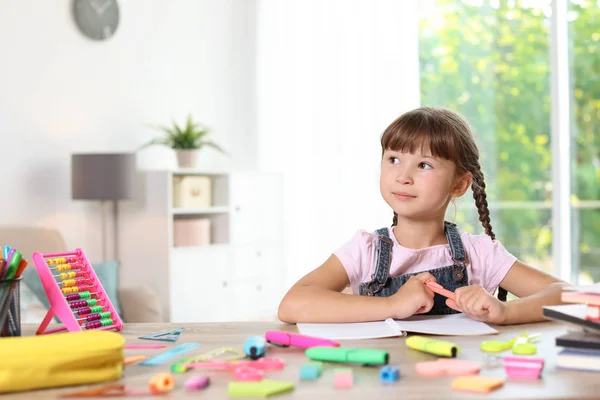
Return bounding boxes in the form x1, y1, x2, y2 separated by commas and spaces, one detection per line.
569, 0, 600, 283
419, 0, 554, 274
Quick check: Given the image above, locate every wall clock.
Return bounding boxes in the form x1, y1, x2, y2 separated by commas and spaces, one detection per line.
72, 0, 119, 41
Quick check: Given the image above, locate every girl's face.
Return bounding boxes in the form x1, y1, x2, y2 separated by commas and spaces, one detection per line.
379, 148, 471, 220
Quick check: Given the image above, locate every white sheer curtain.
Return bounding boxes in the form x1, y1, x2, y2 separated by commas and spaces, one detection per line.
255, 0, 421, 288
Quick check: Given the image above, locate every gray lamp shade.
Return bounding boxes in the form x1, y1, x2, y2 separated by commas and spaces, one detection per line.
71, 153, 136, 200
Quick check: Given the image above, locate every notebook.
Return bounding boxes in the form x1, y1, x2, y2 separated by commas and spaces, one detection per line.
556, 330, 600, 351
562, 283, 600, 294
557, 348, 600, 372
296, 314, 498, 340
543, 304, 600, 335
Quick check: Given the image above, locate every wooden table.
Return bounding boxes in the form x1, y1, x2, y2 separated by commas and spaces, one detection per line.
6, 321, 598, 399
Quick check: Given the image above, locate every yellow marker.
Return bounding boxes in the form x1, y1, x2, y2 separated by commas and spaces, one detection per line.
405, 335, 459, 358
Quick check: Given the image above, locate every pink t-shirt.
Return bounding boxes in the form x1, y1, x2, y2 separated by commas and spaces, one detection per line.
334, 227, 517, 295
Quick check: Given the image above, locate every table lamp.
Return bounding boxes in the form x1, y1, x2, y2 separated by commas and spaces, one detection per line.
71, 153, 136, 261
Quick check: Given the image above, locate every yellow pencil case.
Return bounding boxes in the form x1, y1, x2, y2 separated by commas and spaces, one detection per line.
0, 330, 124, 393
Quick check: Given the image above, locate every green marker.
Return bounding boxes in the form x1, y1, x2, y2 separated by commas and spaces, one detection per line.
4, 251, 21, 280
305, 346, 389, 365
405, 335, 459, 358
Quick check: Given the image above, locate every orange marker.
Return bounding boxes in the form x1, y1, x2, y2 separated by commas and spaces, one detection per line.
13, 259, 28, 279
124, 355, 147, 365
425, 281, 456, 301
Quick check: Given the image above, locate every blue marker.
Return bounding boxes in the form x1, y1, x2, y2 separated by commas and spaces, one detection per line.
1, 249, 15, 280
243, 336, 266, 360
2, 246, 10, 259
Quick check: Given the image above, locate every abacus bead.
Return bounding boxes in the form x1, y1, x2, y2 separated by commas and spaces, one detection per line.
86, 313, 102, 321
62, 279, 76, 288
90, 305, 103, 313
70, 300, 87, 308
100, 318, 113, 326
85, 321, 101, 329
79, 291, 91, 299
66, 293, 80, 301
77, 307, 91, 316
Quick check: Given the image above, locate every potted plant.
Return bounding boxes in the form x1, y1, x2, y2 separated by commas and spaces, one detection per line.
140, 114, 227, 168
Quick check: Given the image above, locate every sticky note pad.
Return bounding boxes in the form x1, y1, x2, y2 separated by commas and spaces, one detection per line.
228, 380, 294, 397
451, 376, 504, 393
415, 359, 480, 377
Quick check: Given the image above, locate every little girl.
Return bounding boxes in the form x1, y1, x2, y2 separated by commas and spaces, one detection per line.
278, 107, 568, 325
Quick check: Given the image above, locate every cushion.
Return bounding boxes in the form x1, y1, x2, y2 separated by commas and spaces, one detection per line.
22, 260, 123, 318
118, 286, 164, 323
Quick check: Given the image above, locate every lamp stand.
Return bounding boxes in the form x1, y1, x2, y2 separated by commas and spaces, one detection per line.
113, 199, 119, 261
100, 200, 120, 262
101, 201, 107, 262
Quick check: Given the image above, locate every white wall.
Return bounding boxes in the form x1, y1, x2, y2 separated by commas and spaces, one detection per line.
0, 0, 257, 265
255, 0, 421, 288
1, 0, 421, 320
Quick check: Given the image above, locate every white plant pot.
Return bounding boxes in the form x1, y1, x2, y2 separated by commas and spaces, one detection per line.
176, 150, 199, 168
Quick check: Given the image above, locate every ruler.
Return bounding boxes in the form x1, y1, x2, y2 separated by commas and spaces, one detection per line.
139, 342, 202, 366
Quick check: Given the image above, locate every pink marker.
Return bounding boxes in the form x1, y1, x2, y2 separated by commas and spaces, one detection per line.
265, 330, 340, 349
124, 344, 167, 349
425, 281, 456, 301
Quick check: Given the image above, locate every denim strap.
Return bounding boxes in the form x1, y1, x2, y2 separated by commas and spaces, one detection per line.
444, 221, 466, 263
370, 227, 393, 288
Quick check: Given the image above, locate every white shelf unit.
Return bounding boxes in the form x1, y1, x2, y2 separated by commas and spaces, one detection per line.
123, 169, 284, 323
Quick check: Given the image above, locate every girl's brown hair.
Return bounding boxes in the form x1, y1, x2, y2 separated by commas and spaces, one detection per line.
381, 107, 507, 301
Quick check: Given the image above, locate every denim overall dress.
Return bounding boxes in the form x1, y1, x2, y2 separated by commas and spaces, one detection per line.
358, 221, 468, 315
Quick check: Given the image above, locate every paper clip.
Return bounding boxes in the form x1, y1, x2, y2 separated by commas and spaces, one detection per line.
171, 347, 246, 373
480, 332, 540, 354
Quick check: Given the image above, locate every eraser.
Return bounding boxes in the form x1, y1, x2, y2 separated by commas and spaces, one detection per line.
184, 375, 210, 391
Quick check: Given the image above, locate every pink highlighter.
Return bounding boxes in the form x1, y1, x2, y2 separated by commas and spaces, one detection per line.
265, 331, 340, 349
425, 281, 456, 301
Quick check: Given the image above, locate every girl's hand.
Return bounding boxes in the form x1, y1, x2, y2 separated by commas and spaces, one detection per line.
387, 272, 436, 319
446, 285, 508, 324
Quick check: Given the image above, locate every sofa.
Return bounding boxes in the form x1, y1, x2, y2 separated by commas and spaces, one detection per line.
0, 226, 163, 323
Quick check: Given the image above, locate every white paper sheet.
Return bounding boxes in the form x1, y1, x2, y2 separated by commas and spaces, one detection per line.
393, 314, 499, 336
296, 314, 498, 340
563, 283, 600, 294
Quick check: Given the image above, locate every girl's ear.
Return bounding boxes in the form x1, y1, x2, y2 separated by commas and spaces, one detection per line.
451, 172, 472, 197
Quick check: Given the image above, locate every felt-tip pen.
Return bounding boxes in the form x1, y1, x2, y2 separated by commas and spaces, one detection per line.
305, 346, 389, 365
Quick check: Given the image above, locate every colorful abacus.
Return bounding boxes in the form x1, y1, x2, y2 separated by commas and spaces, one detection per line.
32, 249, 123, 335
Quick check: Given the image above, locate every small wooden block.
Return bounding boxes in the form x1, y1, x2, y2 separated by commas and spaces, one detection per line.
300, 362, 323, 380
380, 365, 400, 383
333, 368, 353, 389
451, 376, 504, 393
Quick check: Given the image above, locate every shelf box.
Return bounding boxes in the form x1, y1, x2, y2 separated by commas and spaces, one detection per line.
173, 213, 229, 246
173, 175, 212, 208
173, 217, 211, 247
